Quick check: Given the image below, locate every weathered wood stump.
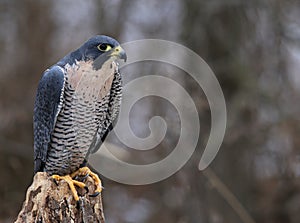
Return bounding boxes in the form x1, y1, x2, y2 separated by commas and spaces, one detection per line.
14, 172, 105, 223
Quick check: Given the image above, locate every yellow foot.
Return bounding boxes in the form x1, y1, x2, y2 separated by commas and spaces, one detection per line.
52, 167, 102, 201
70, 166, 103, 196
52, 174, 86, 201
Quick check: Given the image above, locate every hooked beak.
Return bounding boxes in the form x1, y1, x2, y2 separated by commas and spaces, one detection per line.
110, 45, 127, 62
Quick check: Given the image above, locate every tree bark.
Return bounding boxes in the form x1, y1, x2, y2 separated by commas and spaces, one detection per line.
14, 172, 105, 223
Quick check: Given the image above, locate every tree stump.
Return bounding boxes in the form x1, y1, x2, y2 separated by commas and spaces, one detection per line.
14, 172, 105, 223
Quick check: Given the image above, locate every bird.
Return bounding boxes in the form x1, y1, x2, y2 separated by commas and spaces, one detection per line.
33, 35, 127, 201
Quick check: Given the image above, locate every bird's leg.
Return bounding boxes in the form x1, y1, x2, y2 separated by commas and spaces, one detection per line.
52, 174, 86, 201
70, 166, 103, 197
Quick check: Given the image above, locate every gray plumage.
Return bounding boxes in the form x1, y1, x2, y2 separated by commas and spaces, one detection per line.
33, 35, 126, 175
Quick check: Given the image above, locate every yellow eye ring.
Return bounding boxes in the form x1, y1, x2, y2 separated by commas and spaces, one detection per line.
97, 43, 112, 52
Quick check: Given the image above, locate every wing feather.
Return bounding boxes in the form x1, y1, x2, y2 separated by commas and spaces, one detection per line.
33, 66, 65, 173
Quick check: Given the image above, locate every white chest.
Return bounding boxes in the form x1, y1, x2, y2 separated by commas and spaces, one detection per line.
64, 60, 117, 102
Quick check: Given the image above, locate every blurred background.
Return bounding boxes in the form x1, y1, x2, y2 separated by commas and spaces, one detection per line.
1, 0, 300, 222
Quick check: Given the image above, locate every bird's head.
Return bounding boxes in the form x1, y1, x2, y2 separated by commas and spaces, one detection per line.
79, 35, 127, 69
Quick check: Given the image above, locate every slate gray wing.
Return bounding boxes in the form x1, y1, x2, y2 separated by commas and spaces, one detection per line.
33, 66, 65, 173
88, 70, 122, 155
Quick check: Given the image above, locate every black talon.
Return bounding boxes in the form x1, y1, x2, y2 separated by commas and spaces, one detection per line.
73, 173, 89, 182
81, 173, 89, 181
89, 191, 100, 197
53, 179, 59, 186
84, 186, 89, 193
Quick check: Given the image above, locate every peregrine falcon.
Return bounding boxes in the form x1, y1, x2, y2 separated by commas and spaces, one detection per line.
33, 35, 126, 201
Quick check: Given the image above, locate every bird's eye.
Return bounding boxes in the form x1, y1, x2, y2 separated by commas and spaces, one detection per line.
97, 43, 112, 52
